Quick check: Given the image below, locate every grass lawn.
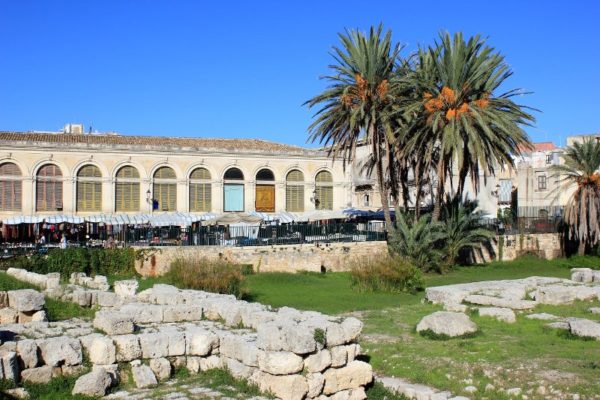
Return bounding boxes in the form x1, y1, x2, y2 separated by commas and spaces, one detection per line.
245, 256, 600, 399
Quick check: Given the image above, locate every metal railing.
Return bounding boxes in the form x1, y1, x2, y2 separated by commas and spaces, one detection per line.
480, 217, 562, 235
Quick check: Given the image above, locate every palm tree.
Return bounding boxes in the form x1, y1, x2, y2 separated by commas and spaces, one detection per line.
551, 138, 600, 255
400, 32, 535, 221
439, 196, 494, 269
388, 211, 444, 272
305, 24, 404, 229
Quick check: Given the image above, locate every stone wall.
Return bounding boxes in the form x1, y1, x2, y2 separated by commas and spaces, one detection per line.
134, 241, 389, 276
1, 270, 373, 399
488, 233, 562, 262
134, 233, 564, 277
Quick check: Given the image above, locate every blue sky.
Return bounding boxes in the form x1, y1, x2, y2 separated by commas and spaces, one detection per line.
1, 1, 598, 147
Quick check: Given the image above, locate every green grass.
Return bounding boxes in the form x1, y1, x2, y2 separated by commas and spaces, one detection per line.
243, 256, 600, 399
0, 272, 95, 322
245, 256, 573, 314
21, 374, 92, 400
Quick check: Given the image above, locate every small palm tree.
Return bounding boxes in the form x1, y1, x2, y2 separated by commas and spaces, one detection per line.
388, 211, 444, 272
439, 196, 494, 269
305, 24, 405, 229
551, 138, 600, 255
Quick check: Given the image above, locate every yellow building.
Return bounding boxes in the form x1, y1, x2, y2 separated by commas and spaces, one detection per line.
0, 128, 353, 220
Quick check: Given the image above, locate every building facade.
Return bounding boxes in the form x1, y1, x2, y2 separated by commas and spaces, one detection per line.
0, 129, 353, 220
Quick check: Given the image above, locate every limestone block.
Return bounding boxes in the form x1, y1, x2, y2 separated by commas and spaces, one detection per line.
569, 318, 600, 340
416, 312, 478, 337
330, 346, 348, 367
224, 357, 255, 379
0, 351, 19, 381
346, 344, 361, 362
45, 273, 61, 290
219, 332, 259, 366
92, 364, 120, 385
139, 332, 170, 359
114, 280, 139, 298
150, 357, 172, 381
463, 294, 536, 310
89, 337, 116, 365
72, 290, 92, 307
571, 268, 593, 283
186, 356, 201, 374
37, 337, 82, 367
79, 333, 104, 354
258, 350, 304, 375
257, 321, 316, 354
72, 369, 113, 397
93, 275, 110, 291
425, 287, 468, 305
323, 361, 373, 394
8, 289, 45, 312
251, 371, 309, 400
200, 355, 223, 371
165, 329, 186, 357
304, 350, 332, 373
307, 373, 325, 398
330, 388, 367, 400
137, 284, 180, 305
21, 365, 53, 384
534, 286, 597, 305
16, 339, 39, 369
93, 311, 135, 335
31, 310, 48, 322
0, 291, 9, 308
163, 305, 203, 323
186, 328, 218, 356
169, 356, 187, 370
0, 308, 18, 324
120, 303, 164, 323
478, 307, 516, 323
340, 318, 363, 343
131, 363, 158, 388
96, 292, 122, 308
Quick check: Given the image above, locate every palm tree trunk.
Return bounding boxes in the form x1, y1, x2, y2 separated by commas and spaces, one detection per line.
578, 240, 586, 256
432, 157, 446, 222
414, 161, 422, 222
371, 125, 393, 231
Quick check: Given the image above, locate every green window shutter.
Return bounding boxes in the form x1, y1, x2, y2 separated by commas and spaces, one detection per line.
0, 162, 22, 211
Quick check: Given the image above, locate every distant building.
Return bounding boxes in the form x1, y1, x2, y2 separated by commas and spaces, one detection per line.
0, 126, 354, 219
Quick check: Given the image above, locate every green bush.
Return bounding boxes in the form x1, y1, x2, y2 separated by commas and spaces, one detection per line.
166, 257, 247, 298
3, 248, 136, 278
349, 255, 424, 293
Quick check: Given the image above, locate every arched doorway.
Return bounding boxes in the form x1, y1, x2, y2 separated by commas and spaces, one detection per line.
255, 168, 275, 212
223, 167, 244, 212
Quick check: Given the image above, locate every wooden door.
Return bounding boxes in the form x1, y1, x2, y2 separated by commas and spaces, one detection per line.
255, 184, 275, 212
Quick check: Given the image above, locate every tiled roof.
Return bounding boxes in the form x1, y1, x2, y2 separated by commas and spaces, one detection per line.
0, 131, 316, 155
518, 141, 557, 154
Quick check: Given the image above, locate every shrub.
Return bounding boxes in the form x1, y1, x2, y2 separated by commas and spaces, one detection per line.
349, 255, 424, 293
166, 257, 247, 298
3, 248, 136, 278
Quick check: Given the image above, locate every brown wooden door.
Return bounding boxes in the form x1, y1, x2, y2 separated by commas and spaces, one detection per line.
255, 184, 275, 212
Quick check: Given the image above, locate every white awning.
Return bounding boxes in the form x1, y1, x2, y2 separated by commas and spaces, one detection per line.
43, 215, 84, 224
1, 215, 45, 225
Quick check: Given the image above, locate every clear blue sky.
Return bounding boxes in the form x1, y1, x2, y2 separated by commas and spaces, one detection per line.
1, 1, 598, 147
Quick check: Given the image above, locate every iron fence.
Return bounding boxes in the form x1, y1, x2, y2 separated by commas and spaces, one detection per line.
480, 217, 562, 235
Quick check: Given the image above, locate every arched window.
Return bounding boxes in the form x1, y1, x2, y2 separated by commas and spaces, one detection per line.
315, 170, 333, 210
189, 168, 211, 212
223, 167, 244, 212
255, 168, 275, 212
224, 167, 244, 180
286, 170, 304, 212
115, 166, 140, 212
76, 165, 102, 212
153, 167, 177, 212
0, 162, 22, 212
36, 164, 63, 211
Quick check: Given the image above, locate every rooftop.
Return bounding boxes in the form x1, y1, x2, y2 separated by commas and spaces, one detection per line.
0, 131, 317, 156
